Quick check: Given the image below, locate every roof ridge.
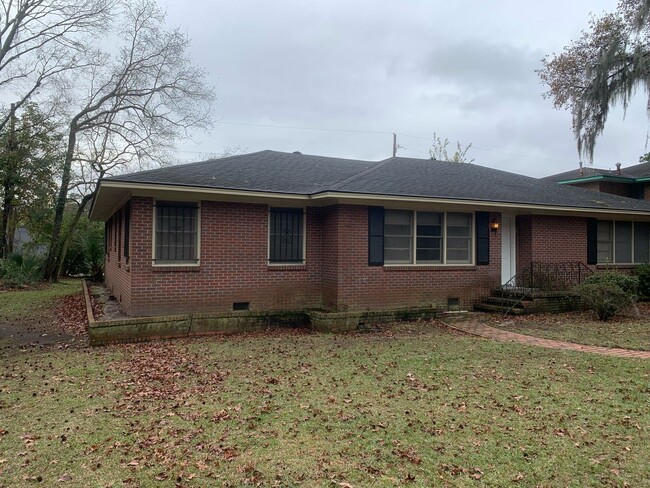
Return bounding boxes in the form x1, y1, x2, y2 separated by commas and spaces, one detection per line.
103, 150, 271, 180
326, 157, 395, 192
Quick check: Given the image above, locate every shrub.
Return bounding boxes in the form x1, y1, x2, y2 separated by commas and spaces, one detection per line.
0, 253, 45, 287
62, 219, 104, 280
583, 271, 638, 293
576, 272, 638, 320
633, 263, 650, 299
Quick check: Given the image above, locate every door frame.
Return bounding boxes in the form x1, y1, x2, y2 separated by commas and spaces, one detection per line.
501, 214, 517, 285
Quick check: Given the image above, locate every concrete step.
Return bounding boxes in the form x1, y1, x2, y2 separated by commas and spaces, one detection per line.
473, 303, 529, 315
482, 296, 526, 307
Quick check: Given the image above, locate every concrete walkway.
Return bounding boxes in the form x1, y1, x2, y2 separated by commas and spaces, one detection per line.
440, 316, 650, 359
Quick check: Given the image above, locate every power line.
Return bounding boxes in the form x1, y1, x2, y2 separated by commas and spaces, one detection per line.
209, 119, 577, 165
215, 119, 392, 135
396, 132, 577, 165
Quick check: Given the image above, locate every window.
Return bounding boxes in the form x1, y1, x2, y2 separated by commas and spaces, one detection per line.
614, 221, 632, 263
446, 212, 472, 263
154, 201, 199, 264
269, 207, 304, 263
416, 212, 442, 263
124, 201, 131, 261
112, 214, 117, 251
117, 208, 122, 261
597, 220, 650, 264
597, 221, 613, 263
384, 210, 473, 265
634, 223, 650, 263
385, 210, 412, 263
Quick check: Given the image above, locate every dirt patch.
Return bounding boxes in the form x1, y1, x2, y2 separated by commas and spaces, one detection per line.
0, 293, 88, 350
482, 301, 650, 329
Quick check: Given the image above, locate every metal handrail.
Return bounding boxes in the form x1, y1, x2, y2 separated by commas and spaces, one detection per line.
499, 261, 593, 315
501, 261, 593, 292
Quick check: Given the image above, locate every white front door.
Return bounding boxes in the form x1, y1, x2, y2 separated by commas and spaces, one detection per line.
501, 215, 516, 285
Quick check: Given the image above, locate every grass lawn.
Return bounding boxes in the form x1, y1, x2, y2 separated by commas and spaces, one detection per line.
487, 309, 650, 351
1, 311, 650, 486
0, 280, 80, 320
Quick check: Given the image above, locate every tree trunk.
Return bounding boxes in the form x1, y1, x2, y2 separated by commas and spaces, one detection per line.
0, 104, 16, 259
54, 193, 93, 279
0, 180, 12, 259
6, 205, 16, 254
44, 125, 77, 281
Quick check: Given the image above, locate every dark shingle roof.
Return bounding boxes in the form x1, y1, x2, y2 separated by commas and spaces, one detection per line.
106, 150, 378, 194
543, 161, 650, 182
102, 150, 650, 213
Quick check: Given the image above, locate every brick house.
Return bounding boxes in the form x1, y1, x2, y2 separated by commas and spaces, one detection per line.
89, 151, 650, 318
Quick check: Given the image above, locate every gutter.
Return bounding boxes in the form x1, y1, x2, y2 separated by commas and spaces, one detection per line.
91, 180, 650, 220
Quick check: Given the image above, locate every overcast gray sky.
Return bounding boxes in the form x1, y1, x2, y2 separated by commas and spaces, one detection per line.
164, 0, 650, 177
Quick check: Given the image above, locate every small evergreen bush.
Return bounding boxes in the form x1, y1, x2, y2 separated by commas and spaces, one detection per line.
576, 272, 638, 320
0, 253, 45, 287
633, 263, 650, 299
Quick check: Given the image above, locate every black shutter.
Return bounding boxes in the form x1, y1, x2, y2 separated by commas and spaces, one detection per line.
475, 212, 490, 265
587, 218, 598, 265
368, 206, 384, 266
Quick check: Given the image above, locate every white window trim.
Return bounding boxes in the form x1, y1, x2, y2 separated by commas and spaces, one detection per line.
151, 199, 201, 267
384, 210, 475, 266
267, 206, 307, 266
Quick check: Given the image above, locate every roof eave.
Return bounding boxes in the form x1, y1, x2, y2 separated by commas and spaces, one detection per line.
90, 180, 650, 221
558, 175, 637, 184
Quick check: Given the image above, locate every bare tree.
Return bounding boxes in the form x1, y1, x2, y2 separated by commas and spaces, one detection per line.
0, 0, 116, 132
429, 132, 474, 163
44, 0, 214, 280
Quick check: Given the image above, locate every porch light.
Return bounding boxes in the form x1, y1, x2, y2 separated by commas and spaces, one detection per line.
490, 220, 500, 233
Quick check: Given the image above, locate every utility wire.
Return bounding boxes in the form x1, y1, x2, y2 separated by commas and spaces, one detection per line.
215, 119, 392, 135
396, 132, 576, 165
209, 119, 577, 165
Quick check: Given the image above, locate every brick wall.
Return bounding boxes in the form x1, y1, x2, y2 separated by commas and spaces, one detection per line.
516, 214, 587, 268
124, 198, 323, 316
104, 201, 132, 314
644, 184, 650, 200
104, 199, 596, 317
323, 206, 502, 311
321, 206, 339, 309
598, 181, 632, 198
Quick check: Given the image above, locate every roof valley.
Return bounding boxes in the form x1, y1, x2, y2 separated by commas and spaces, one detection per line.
324, 158, 395, 193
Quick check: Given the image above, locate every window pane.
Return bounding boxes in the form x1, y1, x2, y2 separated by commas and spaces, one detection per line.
446, 213, 472, 263
634, 222, 650, 263
597, 221, 613, 263
416, 212, 442, 263
155, 202, 198, 263
384, 210, 413, 263
615, 221, 632, 263
269, 208, 304, 262
416, 247, 441, 262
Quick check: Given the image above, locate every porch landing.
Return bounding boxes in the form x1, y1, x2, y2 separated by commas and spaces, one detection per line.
441, 314, 650, 359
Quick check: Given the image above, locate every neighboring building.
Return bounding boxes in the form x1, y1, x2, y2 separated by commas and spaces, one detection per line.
89, 150, 650, 317
543, 161, 650, 200
12, 227, 46, 256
